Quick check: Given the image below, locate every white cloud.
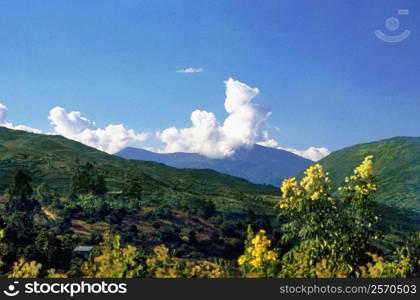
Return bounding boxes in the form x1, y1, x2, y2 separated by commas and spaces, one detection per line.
48, 107, 148, 154
257, 136, 330, 161
157, 78, 330, 161
157, 78, 272, 158
176, 67, 204, 73
0, 103, 42, 134
279, 146, 330, 161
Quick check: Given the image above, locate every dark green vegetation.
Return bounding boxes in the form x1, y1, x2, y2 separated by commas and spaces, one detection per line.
0, 127, 278, 275
116, 144, 313, 186
317, 137, 420, 214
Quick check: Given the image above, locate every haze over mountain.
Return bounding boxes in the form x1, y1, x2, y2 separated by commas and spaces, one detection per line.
116, 144, 313, 186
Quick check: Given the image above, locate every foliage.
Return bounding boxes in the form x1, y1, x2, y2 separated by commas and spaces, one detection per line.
275, 157, 381, 277
238, 226, 278, 277
82, 232, 144, 278
8, 258, 42, 278
71, 162, 108, 196
7, 170, 37, 212
121, 168, 143, 200
46, 269, 69, 278
0, 127, 418, 278
146, 245, 224, 278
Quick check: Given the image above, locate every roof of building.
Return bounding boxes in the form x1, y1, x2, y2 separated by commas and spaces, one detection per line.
73, 246, 94, 252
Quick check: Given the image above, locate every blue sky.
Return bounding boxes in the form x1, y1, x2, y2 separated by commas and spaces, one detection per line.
0, 0, 419, 156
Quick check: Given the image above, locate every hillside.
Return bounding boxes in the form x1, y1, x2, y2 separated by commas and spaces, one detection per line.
0, 127, 278, 213
317, 137, 420, 213
116, 144, 313, 186
0, 128, 418, 276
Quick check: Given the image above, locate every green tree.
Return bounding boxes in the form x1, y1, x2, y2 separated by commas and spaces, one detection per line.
4, 170, 39, 265
7, 170, 37, 212
277, 157, 380, 277
272, 155, 398, 278
71, 162, 108, 196
121, 170, 143, 200
36, 182, 57, 206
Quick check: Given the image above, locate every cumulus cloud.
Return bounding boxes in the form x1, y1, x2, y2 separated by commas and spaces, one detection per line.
157, 78, 272, 158
157, 78, 330, 161
176, 67, 204, 73
289, 146, 330, 161
0, 103, 42, 134
257, 137, 330, 161
48, 107, 148, 154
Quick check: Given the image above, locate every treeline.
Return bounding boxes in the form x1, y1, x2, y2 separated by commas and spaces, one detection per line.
0, 157, 419, 278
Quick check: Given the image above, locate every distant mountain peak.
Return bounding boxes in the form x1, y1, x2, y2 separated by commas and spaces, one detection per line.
116, 144, 313, 186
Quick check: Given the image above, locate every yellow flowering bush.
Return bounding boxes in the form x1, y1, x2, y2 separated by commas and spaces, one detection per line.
238, 227, 278, 277
280, 164, 333, 217
300, 164, 331, 201
8, 258, 42, 278
339, 155, 377, 202
82, 232, 144, 278
277, 156, 387, 277
279, 178, 302, 211
146, 245, 224, 278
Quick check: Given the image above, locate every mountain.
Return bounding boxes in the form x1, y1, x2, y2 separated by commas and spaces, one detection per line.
0, 127, 278, 213
116, 144, 313, 186
316, 136, 420, 214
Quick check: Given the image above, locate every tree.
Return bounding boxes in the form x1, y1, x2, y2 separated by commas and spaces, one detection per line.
200, 199, 216, 219
7, 170, 37, 213
235, 155, 417, 278
276, 156, 384, 277
3, 170, 39, 265
36, 182, 58, 206
121, 170, 143, 200
71, 162, 108, 196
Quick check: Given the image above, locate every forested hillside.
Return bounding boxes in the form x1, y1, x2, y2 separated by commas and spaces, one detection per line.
0, 128, 418, 278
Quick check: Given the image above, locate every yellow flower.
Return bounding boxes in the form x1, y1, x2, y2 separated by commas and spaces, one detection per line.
238, 229, 278, 273
279, 177, 302, 212
300, 164, 330, 201
238, 255, 247, 266
311, 191, 321, 201
339, 155, 377, 199
280, 177, 301, 197
353, 155, 374, 179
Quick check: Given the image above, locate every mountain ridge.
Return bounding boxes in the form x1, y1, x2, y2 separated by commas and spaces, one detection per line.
116, 144, 313, 186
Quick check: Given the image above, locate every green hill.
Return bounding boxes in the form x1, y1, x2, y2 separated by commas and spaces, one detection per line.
317, 137, 420, 213
0, 128, 418, 270
0, 127, 278, 213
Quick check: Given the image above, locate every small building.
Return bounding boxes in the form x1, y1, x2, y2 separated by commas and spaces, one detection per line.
73, 245, 94, 256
